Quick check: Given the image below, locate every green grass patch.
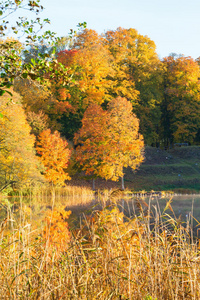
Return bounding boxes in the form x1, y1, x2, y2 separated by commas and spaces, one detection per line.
123, 146, 200, 192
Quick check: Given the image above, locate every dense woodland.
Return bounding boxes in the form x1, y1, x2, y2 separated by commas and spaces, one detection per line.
12, 27, 200, 147
1, 1, 200, 191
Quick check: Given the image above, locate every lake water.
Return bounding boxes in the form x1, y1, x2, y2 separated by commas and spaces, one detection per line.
115, 194, 200, 237
64, 193, 200, 236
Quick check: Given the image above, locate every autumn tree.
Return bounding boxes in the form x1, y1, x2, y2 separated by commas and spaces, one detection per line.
104, 27, 163, 145
70, 29, 114, 105
74, 97, 144, 189
54, 29, 115, 139
29, 27, 163, 143
104, 28, 140, 104
36, 129, 71, 186
161, 55, 200, 146
0, 89, 43, 191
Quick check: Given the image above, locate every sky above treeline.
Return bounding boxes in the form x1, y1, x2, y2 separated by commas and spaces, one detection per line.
13, 0, 200, 59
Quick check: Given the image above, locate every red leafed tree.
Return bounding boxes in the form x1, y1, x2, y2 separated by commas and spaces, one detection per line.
36, 129, 71, 186
74, 97, 144, 188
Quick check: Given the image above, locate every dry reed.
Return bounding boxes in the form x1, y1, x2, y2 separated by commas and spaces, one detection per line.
0, 191, 200, 299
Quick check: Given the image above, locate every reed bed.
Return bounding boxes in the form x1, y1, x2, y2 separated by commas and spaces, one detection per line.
30, 185, 95, 206
0, 191, 200, 299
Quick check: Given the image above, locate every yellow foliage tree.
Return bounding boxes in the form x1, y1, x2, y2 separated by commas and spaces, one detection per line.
0, 89, 43, 191
104, 27, 163, 145
57, 29, 115, 108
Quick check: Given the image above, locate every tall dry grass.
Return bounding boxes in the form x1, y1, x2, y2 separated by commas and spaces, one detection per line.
0, 190, 200, 299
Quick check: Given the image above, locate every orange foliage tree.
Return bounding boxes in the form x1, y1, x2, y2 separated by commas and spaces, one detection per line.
74, 97, 144, 188
36, 129, 71, 186
55, 27, 162, 144
54, 29, 115, 139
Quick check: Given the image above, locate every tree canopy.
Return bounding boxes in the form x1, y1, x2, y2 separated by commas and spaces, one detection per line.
74, 97, 144, 182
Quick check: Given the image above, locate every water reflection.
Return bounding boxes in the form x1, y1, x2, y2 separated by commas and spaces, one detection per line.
1, 192, 200, 236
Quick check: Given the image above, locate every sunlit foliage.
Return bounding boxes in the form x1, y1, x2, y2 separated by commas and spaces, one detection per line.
74, 97, 144, 181
0, 89, 43, 191
36, 129, 71, 186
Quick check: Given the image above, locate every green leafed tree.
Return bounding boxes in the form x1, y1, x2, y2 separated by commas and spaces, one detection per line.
0, 0, 59, 97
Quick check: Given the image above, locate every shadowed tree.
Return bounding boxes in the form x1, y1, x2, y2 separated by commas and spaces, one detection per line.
161, 55, 200, 146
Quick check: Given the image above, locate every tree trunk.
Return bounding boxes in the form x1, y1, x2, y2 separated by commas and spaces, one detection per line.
121, 176, 125, 190
92, 178, 95, 191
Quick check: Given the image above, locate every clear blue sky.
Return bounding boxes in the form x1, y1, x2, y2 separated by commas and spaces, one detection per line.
18, 0, 200, 59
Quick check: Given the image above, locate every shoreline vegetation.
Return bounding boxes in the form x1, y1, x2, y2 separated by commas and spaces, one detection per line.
1, 189, 200, 299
